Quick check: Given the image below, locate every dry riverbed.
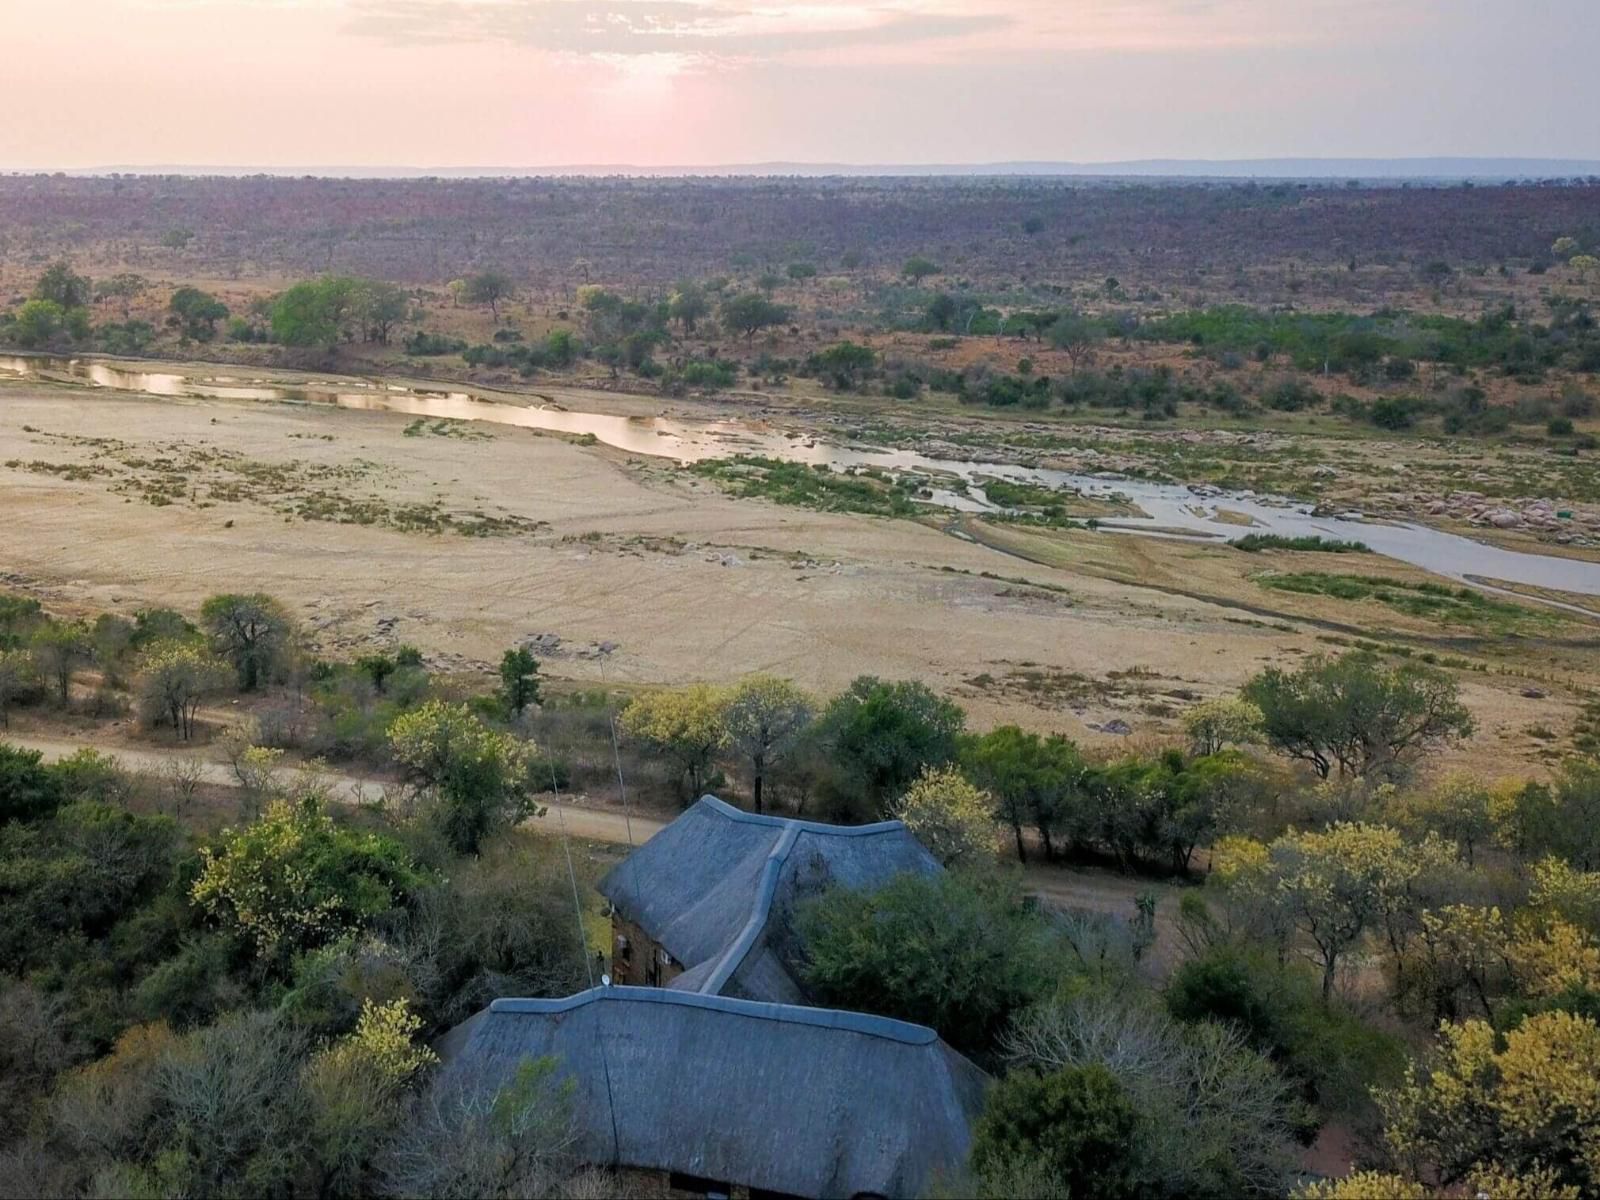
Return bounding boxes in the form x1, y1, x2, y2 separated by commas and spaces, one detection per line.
3, 375, 1595, 775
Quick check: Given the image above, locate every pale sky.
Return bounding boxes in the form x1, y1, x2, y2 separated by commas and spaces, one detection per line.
8, 0, 1599, 169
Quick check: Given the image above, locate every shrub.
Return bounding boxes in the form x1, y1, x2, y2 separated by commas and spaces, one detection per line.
191, 799, 425, 966
0, 744, 64, 823
388, 700, 540, 854
797, 871, 1054, 1055
1166, 948, 1404, 1122
970, 1065, 1142, 1200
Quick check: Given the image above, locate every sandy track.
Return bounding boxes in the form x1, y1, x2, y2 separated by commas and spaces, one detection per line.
12, 733, 665, 846
14, 728, 1182, 964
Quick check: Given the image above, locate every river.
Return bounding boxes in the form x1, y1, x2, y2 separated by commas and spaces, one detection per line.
5, 353, 1599, 607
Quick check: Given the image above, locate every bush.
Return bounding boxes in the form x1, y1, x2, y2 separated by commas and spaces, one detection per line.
796, 871, 1055, 1055
970, 1065, 1142, 1200
1368, 396, 1414, 430
1166, 949, 1404, 1122
0, 744, 64, 823
403, 331, 468, 357
190, 798, 426, 967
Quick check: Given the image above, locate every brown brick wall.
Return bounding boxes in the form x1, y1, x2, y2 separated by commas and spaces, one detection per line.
610, 915, 684, 989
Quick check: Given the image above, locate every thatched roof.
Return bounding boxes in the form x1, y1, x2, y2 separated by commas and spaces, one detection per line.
438, 986, 987, 1200
599, 796, 942, 1004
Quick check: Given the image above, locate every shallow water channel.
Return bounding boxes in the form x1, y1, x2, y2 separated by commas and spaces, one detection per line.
5, 353, 1600, 606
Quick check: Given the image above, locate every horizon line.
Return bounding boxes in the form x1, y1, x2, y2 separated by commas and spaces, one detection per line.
8, 155, 1600, 182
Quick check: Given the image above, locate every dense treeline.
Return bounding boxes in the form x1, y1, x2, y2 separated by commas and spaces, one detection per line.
2, 175, 1597, 284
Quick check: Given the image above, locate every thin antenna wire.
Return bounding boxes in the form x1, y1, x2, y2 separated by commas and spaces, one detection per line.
539, 713, 623, 1166
597, 651, 636, 849
542, 727, 594, 990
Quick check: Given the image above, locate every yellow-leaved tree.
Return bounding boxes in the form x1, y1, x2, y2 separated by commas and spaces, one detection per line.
1376, 1010, 1600, 1195
619, 683, 729, 803
893, 764, 998, 868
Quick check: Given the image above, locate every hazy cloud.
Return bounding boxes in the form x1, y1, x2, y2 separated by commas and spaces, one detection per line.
345, 0, 1004, 59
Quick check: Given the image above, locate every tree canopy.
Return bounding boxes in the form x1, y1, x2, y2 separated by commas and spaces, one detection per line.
1244, 651, 1473, 780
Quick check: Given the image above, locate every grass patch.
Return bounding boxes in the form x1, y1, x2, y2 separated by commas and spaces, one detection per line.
979, 478, 1067, 509
403, 418, 488, 440
1575, 694, 1600, 757
1256, 571, 1554, 633
1234, 534, 1371, 554
688, 455, 924, 518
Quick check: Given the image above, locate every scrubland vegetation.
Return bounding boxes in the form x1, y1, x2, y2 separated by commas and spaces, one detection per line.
1, 575, 1598, 1197
3, 174, 1600, 1198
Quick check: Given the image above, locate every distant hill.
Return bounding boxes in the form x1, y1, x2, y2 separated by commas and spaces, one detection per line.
38, 157, 1600, 182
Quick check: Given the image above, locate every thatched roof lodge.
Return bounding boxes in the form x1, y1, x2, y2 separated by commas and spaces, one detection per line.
598, 795, 942, 1002
437, 985, 987, 1200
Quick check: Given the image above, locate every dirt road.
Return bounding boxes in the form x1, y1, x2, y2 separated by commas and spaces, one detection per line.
12, 734, 666, 846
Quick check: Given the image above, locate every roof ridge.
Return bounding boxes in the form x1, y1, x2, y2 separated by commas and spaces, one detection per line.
695, 794, 910, 838
697, 820, 801, 995
489, 985, 939, 1046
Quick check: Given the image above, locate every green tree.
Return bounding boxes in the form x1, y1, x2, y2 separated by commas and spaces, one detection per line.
0, 648, 35, 727
797, 871, 1051, 1053
809, 340, 876, 390
351, 278, 408, 344
619, 684, 729, 802
668, 281, 710, 333
970, 1065, 1142, 1200
499, 647, 542, 716
814, 676, 965, 818
169, 286, 230, 340
924, 292, 959, 331
388, 700, 539, 854
271, 277, 356, 349
200, 592, 293, 691
722, 675, 813, 813
30, 620, 91, 706
1537, 758, 1600, 870
463, 270, 514, 322
1243, 651, 1473, 781
0, 743, 63, 823
9, 299, 66, 348
720, 293, 789, 341
786, 261, 818, 284
33, 261, 92, 309
902, 256, 941, 283
963, 727, 1084, 863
